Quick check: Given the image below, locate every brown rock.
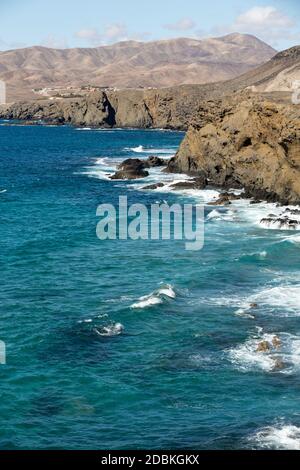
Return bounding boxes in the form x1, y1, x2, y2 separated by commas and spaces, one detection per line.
168, 96, 300, 205
257, 341, 271, 353
272, 336, 282, 350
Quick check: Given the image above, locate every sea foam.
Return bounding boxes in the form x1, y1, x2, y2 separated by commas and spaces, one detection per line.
251, 425, 300, 450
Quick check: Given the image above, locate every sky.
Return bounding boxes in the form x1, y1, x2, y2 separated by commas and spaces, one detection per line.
0, 0, 299, 51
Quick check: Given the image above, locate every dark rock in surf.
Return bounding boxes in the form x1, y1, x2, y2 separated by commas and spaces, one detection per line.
142, 182, 165, 190
111, 158, 149, 180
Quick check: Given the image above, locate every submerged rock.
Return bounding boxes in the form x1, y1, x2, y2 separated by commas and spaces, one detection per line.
272, 357, 285, 371
272, 336, 282, 350
142, 182, 165, 190
249, 303, 258, 309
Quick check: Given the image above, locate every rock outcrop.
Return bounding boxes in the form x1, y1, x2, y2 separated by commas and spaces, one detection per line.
168, 95, 300, 205
110, 159, 149, 180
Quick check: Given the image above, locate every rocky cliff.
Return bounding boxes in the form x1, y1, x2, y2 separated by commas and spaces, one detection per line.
0, 86, 215, 130
168, 95, 300, 205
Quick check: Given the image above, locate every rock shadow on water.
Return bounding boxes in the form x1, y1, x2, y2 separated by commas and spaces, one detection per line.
37, 315, 125, 367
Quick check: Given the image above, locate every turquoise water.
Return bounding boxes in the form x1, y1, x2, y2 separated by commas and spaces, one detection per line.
1, 123, 300, 450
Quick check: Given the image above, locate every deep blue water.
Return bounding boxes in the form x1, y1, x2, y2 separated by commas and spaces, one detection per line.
1, 123, 300, 450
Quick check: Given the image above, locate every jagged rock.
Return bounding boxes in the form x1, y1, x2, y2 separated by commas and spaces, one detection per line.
110, 158, 149, 180
146, 156, 166, 167
285, 208, 300, 216
208, 192, 241, 206
250, 200, 263, 205
257, 341, 271, 353
260, 216, 299, 230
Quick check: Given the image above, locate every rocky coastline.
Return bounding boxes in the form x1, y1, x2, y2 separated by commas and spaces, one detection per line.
1, 85, 300, 207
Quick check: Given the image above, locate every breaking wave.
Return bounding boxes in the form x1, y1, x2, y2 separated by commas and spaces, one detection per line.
131, 284, 176, 309
251, 424, 300, 450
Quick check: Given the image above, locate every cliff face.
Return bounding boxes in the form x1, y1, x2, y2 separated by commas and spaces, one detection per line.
168, 96, 300, 204
0, 87, 211, 130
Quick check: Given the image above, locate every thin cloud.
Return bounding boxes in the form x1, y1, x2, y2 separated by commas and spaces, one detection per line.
41, 35, 69, 49
213, 6, 299, 47
235, 6, 294, 30
75, 23, 150, 46
164, 18, 196, 32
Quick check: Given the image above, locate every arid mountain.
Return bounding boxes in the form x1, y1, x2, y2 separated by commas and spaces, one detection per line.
222, 45, 300, 93
0, 33, 275, 101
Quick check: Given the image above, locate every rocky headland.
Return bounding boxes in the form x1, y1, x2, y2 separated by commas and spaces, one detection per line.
1, 46, 300, 205
167, 94, 300, 205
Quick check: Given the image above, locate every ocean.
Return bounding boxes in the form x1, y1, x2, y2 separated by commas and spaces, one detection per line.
1, 123, 300, 450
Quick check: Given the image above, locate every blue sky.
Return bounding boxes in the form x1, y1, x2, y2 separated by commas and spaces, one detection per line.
0, 0, 299, 51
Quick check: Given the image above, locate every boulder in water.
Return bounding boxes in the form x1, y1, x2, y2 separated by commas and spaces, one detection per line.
257, 341, 271, 353
272, 336, 282, 350
142, 182, 165, 190
110, 158, 149, 180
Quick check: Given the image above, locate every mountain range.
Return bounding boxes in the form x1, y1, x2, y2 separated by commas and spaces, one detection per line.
0, 33, 276, 101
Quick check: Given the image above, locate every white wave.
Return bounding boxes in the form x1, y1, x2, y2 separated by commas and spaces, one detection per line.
251, 425, 300, 450
158, 285, 176, 299
155, 182, 220, 203
235, 307, 256, 319
131, 296, 163, 309
76, 127, 92, 131
207, 209, 221, 220
95, 322, 124, 337
206, 209, 236, 222
228, 332, 300, 374
0, 189, 7, 194
94, 157, 111, 166
125, 145, 176, 155
280, 234, 300, 245
80, 169, 113, 181
251, 285, 300, 313
131, 284, 176, 309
